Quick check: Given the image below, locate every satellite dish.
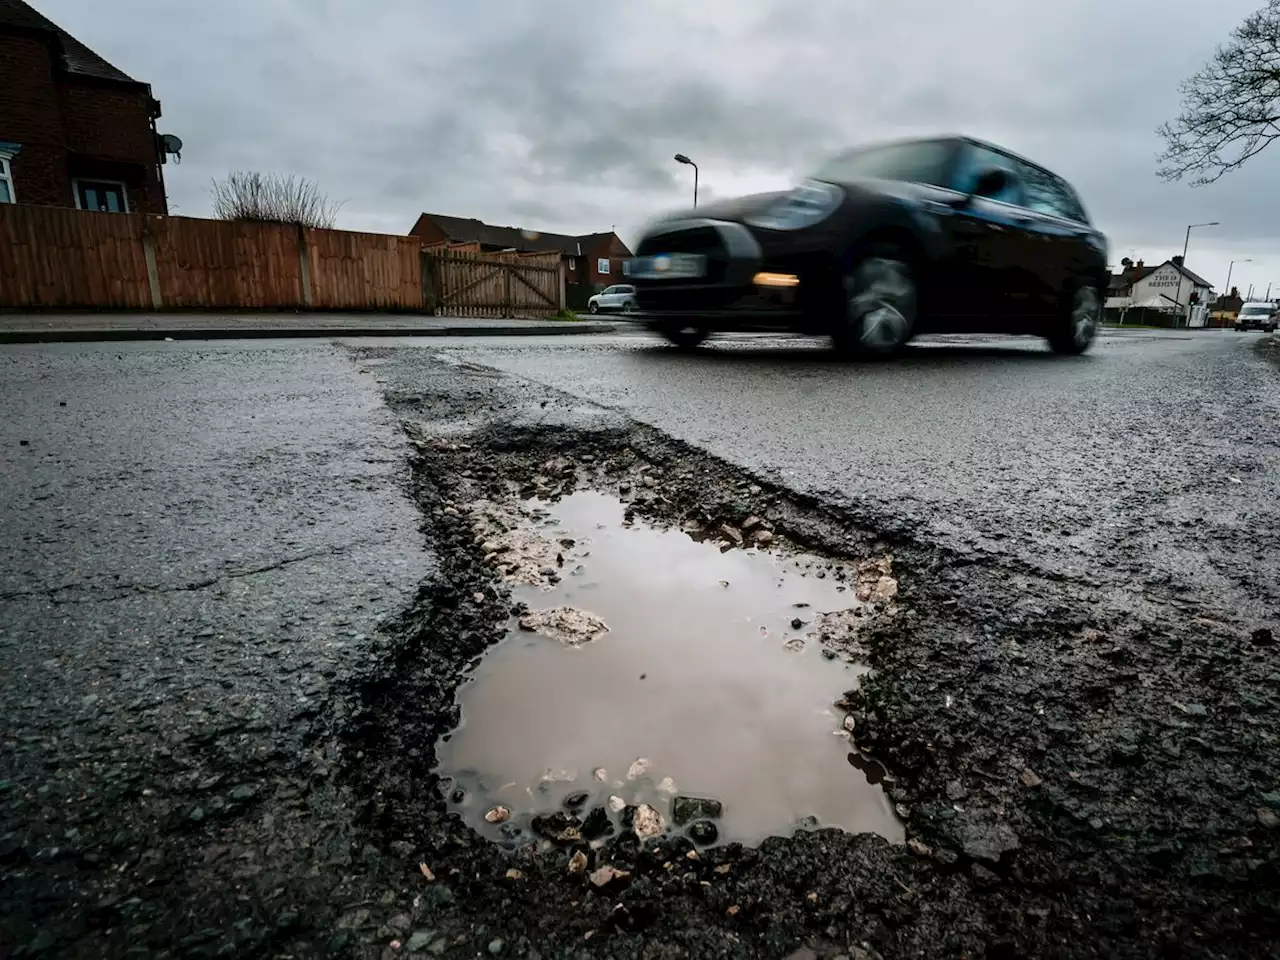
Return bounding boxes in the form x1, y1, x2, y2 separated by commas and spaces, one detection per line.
160, 133, 183, 164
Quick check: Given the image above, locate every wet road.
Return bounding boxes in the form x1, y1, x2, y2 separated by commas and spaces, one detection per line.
0, 340, 431, 954
435, 327, 1280, 625
3, 328, 1278, 956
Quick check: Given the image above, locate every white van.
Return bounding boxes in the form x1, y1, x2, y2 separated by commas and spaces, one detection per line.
1237, 302, 1278, 332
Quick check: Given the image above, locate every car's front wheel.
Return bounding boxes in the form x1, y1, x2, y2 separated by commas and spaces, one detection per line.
832, 251, 917, 359
1047, 284, 1101, 355
657, 322, 709, 350
588, 301, 599, 314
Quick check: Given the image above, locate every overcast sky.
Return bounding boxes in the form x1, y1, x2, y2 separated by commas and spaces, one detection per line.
38, 0, 1280, 297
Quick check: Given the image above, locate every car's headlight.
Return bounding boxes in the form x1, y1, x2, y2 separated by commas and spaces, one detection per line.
745, 180, 843, 231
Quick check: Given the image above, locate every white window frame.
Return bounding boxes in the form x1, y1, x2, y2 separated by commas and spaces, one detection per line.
0, 152, 15, 204
72, 177, 130, 213
597, 257, 610, 275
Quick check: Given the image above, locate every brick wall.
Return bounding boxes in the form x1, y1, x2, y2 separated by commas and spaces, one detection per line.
584, 234, 633, 288
0, 34, 70, 206
0, 32, 165, 214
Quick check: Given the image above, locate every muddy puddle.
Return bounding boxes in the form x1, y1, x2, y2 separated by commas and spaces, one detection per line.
435, 490, 903, 850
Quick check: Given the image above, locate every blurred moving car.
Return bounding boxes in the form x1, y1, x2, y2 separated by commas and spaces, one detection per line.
628, 136, 1109, 356
587, 284, 638, 315
1236, 301, 1278, 332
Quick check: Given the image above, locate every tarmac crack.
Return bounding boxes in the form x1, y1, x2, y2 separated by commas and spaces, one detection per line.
0, 539, 380, 605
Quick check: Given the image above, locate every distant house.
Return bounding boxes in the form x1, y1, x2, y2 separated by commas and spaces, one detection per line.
0, 0, 177, 214
1107, 256, 1214, 315
409, 212, 633, 304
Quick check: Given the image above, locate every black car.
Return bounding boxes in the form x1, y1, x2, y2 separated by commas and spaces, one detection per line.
628, 136, 1109, 356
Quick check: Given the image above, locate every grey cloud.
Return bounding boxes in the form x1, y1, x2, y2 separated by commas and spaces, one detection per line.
35, 0, 1280, 282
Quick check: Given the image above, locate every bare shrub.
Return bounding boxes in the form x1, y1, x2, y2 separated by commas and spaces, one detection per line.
210, 172, 342, 228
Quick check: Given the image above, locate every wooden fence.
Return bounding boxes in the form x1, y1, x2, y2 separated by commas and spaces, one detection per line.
0, 204, 565, 316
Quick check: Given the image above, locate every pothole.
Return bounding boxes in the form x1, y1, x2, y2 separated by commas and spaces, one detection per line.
434, 489, 904, 851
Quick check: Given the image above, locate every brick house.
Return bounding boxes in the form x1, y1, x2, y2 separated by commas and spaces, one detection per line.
409, 212, 633, 307
0, 0, 173, 214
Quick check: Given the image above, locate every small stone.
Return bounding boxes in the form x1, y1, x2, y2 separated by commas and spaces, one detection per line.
945, 780, 967, 800
720, 524, 744, 545
608, 795, 626, 813
714, 863, 732, 874
748, 484, 762, 494
673, 796, 723, 825
843, 715, 856, 732
686, 849, 699, 860
488, 938, 505, 955
642, 474, 659, 488
658, 776, 678, 794
626, 757, 651, 780
1020, 768, 1043, 788
970, 863, 1001, 888
593, 768, 607, 781
687, 819, 718, 845
405, 932, 434, 952
485, 806, 510, 824
504, 868, 523, 880
742, 516, 764, 532
531, 812, 582, 844
589, 865, 630, 888
752, 530, 774, 546
580, 805, 612, 840
907, 838, 932, 858
472, 592, 485, 604
1258, 808, 1279, 828
783, 638, 805, 652
791, 617, 805, 629
188, 807, 205, 823
1249, 627, 1274, 647
726, 904, 741, 917
482, 541, 501, 554
419, 863, 435, 881
568, 850, 589, 875
633, 803, 665, 839
564, 791, 590, 811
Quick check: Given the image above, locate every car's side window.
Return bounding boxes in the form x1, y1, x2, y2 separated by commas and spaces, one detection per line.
955, 145, 1024, 207
1011, 160, 1083, 222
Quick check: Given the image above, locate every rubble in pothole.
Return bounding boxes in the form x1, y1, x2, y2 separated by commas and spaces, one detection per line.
517, 606, 609, 646
435, 489, 905, 848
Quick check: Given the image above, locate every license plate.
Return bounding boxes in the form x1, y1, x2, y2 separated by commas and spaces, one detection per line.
627, 253, 706, 280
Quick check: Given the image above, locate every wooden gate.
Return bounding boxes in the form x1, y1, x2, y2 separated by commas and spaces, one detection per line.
422, 248, 563, 318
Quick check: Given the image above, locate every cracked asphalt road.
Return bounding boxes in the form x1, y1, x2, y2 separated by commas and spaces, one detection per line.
1, 340, 430, 956
2, 329, 1278, 958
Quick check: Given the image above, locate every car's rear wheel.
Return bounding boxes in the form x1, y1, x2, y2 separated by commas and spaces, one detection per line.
658, 322, 709, 350
588, 301, 599, 314
623, 300, 636, 314
1047, 284, 1100, 355
832, 251, 917, 359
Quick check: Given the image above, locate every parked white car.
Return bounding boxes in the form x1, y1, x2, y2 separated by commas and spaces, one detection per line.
587, 284, 638, 315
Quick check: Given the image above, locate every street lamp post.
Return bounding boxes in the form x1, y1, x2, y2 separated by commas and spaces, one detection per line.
1224, 258, 1250, 302
1180, 221, 1219, 327
674, 153, 698, 208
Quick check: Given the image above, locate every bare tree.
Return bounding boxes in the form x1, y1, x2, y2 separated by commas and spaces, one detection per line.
210, 172, 343, 228
1158, 0, 1280, 184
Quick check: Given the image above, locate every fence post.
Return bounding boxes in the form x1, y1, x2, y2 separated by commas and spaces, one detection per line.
141, 222, 163, 310
296, 223, 313, 308
503, 263, 513, 318
559, 261, 567, 312
420, 250, 439, 315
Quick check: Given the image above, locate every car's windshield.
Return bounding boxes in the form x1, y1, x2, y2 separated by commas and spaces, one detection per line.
1242, 305, 1272, 316
812, 140, 952, 188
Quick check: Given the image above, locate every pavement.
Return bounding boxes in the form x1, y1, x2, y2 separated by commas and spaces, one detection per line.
2, 327, 1278, 958
0, 312, 614, 343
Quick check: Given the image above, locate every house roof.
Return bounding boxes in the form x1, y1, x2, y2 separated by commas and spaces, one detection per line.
0, 0, 139, 84
1111, 259, 1214, 293
411, 213, 631, 257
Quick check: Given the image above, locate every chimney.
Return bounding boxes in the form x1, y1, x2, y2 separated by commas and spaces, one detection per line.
1135, 260, 1144, 273
1172, 254, 1184, 266
1231, 286, 1239, 298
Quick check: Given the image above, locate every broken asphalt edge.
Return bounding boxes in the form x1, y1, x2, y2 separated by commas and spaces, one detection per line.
0, 321, 616, 344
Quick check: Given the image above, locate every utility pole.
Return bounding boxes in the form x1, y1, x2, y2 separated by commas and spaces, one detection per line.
674, 154, 698, 208
1180, 222, 1219, 327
